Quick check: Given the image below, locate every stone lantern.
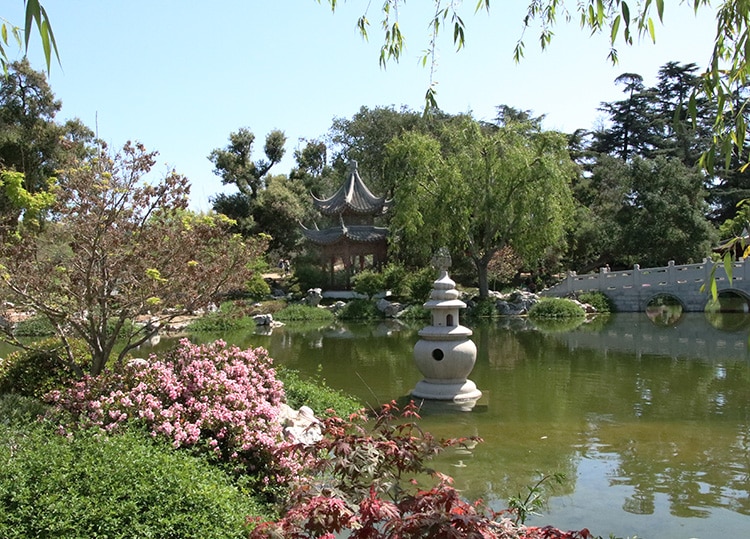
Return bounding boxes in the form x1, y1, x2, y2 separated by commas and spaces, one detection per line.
411, 248, 482, 402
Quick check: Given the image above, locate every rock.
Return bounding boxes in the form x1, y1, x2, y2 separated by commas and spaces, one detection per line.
376, 298, 404, 318
278, 403, 322, 445
253, 313, 274, 326
494, 290, 541, 315
306, 288, 323, 307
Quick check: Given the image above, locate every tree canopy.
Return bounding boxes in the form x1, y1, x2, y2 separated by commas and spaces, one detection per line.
325, 0, 748, 171
0, 142, 268, 376
0, 59, 94, 239
386, 115, 576, 297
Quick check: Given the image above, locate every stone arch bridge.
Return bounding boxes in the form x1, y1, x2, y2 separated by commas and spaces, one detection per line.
541, 258, 750, 312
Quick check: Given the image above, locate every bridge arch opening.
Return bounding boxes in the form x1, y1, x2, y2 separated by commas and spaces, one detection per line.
705, 289, 750, 331
645, 294, 684, 326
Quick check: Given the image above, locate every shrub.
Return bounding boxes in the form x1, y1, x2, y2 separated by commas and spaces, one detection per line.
528, 298, 586, 319
278, 368, 362, 418
394, 304, 430, 321
290, 262, 328, 294
274, 304, 334, 322
13, 316, 55, 337
0, 338, 89, 398
352, 269, 386, 299
467, 297, 498, 319
246, 272, 272, 300
382, 263, 409, 298
405, 266, 436, 303
186, 309, 254, 333
0, 394, 48, 427
0, 423, 265, 538
336, 298, 383, 321
576, 291, 614, 313
46, 339, 300, 487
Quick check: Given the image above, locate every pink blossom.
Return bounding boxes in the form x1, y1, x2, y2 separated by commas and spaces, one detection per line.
47, 338, 302, 480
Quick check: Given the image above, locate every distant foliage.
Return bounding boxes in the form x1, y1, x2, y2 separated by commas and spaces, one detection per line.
576, 291, 614, 313
352, 269, 386, 299
405, 266, 436, 303
12, 316, 55, 337
488, 245, 524, 287
245, 272, 272, 300
290, 262, 329, 294
186, 309, 254, 333
337, 298, 383, 321
529, 298, 585, 319
46, 339, 300, 484
274, 304, 334, 322
394, 303, 430, 320
381, 263, 409, 297
467, 297, 499, 319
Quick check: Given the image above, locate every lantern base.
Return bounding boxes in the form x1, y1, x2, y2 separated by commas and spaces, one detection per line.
411, 379, 482, 402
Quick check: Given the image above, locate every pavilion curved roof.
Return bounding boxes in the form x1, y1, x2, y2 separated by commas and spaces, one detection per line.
311, 161, 391, 216
300, 222, 389, 246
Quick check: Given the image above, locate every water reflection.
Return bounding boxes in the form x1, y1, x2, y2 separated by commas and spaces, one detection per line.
150, 313, 750, 538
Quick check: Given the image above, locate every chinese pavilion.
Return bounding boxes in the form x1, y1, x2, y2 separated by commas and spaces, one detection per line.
301, 161, 390, 287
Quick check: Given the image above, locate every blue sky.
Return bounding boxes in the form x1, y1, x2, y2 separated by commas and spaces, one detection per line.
6, 1, 718, 210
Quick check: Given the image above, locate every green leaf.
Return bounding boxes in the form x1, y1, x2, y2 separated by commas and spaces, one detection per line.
710, 273, 718, 300
724, 250, 734, 286
475, 0, 490, 13
610, 15, 621, 44
655, 0, 665, 21
24, 0, 41, 50
647, 17, 656, 43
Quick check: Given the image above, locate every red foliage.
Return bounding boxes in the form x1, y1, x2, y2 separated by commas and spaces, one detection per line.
248, 400, 598, 538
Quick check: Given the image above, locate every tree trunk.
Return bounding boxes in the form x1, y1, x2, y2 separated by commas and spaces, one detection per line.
476, 259, 490, 299
90, 348, 108, 377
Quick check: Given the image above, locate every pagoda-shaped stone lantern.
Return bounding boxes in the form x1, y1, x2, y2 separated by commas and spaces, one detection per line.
411, 248, 482, 402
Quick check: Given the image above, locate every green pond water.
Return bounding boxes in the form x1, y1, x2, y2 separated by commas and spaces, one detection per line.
150, 312, 749, 538
160, 313, 750, 538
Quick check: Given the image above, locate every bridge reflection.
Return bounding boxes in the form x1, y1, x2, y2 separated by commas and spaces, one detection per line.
541, 313, 750, 361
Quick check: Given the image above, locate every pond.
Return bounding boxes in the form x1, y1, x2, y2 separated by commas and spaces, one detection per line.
154, 312, 750, 538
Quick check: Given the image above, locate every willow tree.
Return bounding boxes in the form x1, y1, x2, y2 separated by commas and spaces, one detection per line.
386, 117, 576, 297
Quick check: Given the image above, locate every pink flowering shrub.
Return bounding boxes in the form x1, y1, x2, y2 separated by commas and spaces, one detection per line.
46, 339, 300, 483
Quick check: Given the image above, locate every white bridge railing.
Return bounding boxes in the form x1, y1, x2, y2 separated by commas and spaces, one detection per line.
543, 258, 750, 297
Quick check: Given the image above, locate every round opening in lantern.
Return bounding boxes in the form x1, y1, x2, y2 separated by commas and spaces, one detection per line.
432, 348, 444, 361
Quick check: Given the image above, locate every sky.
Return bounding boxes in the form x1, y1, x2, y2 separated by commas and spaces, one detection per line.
5, 1, 720, 210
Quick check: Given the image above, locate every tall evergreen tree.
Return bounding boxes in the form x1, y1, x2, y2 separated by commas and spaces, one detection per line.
651, 62, 713, 166
590, 73, 659, 161
0, 59, 95, 236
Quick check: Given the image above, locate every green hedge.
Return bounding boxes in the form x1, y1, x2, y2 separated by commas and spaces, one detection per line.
0, 422, 267, 539
528, 297, 586, 319
279, 368, 362, 417
576, 291, 614, 313
336, 298, 383, 321
274, 304, 334, 322
0, 338, 88, 398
